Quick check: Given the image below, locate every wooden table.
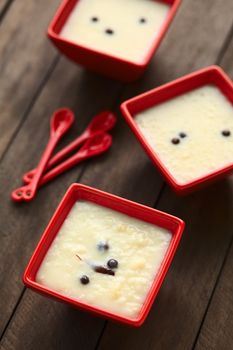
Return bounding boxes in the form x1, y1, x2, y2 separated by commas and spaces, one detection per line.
1, 0, 233, 349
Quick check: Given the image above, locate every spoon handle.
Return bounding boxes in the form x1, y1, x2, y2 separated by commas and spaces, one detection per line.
11, 135, 61, 202
29, 135, 59, 190
29, 134, 112, 188
22, 131, 90, 184
35, 148, 89, 186
47, 131, 89, 168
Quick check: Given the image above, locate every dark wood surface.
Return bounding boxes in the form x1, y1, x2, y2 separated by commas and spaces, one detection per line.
0, 1, 233, 349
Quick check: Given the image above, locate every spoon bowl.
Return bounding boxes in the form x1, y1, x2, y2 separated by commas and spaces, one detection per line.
87, 111, 116, 134
51, 108, 74, 135
23, 110, 116, 184
81, 133, 112, 155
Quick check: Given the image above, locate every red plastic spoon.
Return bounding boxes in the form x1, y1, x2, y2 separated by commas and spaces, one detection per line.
11, 108, 74, 202
23, 110, 116, 184
31, 132, 112, 188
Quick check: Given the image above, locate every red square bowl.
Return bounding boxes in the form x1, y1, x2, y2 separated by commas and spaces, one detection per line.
47, 0, 181, 82
23, 183, 184, 327
121, 65, 233, 195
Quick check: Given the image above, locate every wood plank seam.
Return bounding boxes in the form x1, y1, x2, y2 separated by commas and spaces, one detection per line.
0, 287, 25, 343
216, 21, 233, 64
0, 55, 60, 164
152, 182, 167, 209
0, 0, 14, 24
191, 232, 233, 350
94, 321, 108, 350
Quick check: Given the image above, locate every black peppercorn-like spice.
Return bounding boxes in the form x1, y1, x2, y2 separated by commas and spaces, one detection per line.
222, 130, 231, 137
139, 18, 147, 23
171, 138, 180, 145
105, 28, 114, 35
107, 259, 118, 269
80, 275, 90, 285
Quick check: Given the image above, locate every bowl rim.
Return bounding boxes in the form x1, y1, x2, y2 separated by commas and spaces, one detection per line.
47, 0, 182, 68
23, 183, 185, 327
120, 65, 233, 194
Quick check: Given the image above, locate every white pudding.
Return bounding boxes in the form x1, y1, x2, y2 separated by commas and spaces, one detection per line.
60, 0, 170, 64
36, 201, 172, 319
135, 85, 233, 185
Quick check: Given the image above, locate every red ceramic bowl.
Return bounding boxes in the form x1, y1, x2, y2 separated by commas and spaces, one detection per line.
23, 183, 184, 327
47, 0, 181, 82
121, 65, 233, 195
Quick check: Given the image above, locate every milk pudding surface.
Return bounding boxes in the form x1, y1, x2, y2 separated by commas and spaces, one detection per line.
36, 201, 172, 318
135, 85, 233, 185
60, 0, 170, 64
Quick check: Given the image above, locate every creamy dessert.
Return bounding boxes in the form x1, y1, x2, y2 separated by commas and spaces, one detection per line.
135, 85, 233, 185
60, 0, 170, 64
36, 201, 172, 319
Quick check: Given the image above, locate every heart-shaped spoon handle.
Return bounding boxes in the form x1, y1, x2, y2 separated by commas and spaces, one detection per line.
11, 108, 74, 202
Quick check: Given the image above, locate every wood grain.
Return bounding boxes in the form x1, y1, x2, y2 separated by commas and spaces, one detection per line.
0, 294, 105, 350
94, 15, 233, 349
0, 0, 13, 19
0, 0, 60, 157
82, 1, 233, 349
96, 179, 233, 350
194, 239, 233, 350
79, 0, 233, 201
0, 55, 122, 339
192, 34, 233, 350
1, 0, 233, 349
